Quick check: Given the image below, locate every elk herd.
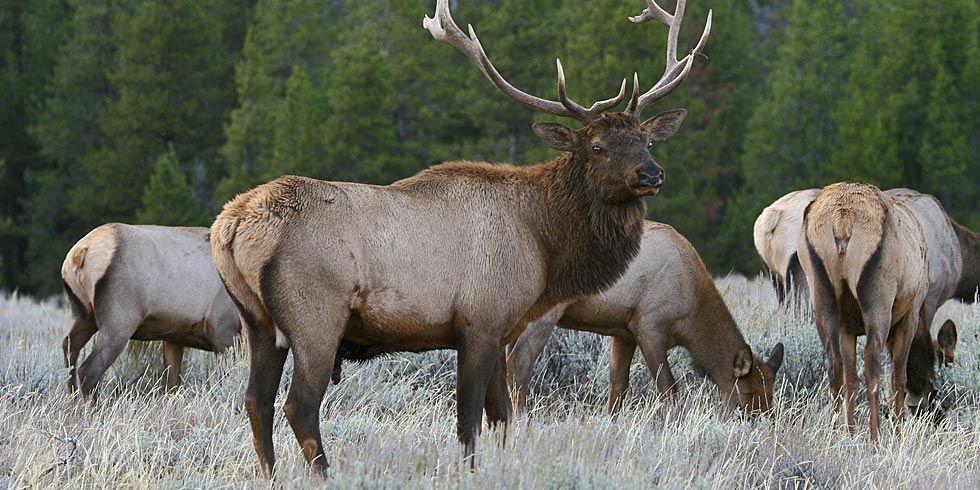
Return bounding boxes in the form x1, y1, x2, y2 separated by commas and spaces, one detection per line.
50, 0, 975, 478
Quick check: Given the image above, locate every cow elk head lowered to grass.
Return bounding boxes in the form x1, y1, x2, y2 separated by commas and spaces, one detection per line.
507, 221, 784, 416
798, 182, 934, 442
210, 0, 711, 478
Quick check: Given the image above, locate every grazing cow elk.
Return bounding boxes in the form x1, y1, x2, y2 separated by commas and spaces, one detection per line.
756, 189, 962, 371
798, 182, 932, 442
508, 221, 784, 415
211, 0, 711, 477
61, 224, 242, 396
753, 189, 819, 304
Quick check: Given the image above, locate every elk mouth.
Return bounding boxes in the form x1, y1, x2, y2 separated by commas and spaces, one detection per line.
630, 181, 663, 196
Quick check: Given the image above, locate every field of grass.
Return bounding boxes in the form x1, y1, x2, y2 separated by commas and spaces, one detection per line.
2, 275, 980, 488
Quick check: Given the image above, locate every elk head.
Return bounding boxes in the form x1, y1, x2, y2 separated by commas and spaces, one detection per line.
424, 0, 712, 202
732, 343, 784, 415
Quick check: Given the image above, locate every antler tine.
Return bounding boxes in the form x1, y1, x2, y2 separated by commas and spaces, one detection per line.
628, 0, 673, 25
627, 0, 712, 118
424, 0, 624, 124
626, 72, 640, 113
557, 60, 628, 121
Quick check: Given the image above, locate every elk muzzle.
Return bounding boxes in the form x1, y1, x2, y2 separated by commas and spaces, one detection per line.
631, 163, 665, 196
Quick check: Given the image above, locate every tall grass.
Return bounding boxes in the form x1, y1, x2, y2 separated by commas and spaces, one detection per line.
1, 276, 978, 488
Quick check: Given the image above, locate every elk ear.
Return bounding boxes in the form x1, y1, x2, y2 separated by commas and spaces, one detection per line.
766, 343, 785, 374
532, 122, 579, 151
641, 108, 688, 142
733, 345, 753, 379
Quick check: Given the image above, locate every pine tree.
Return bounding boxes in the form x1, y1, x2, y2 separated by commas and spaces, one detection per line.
136, 150, 208, 227
716, 0, 856, 273
218, 0, 337, 200
830, 0, 980, 225
92, 0, 235, 220
1, 0, 73, 291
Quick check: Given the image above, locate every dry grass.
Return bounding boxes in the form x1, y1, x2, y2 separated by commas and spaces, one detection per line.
2, 275, 979, 489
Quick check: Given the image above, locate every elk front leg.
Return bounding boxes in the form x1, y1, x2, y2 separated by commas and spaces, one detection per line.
862, 318, 889, 443
635, 332, 676, 398
162, 341, 185, 393
608, 337, 638, 414
456, 330, 499, 465
243, 322, 287, 479
506, 320, 557, 415
483, 350, 512, 441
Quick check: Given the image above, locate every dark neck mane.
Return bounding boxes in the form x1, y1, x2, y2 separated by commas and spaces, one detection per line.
534, 153, 646, 303
952, 219, 980, 301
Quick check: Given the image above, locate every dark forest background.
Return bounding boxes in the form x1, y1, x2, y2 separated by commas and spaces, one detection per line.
1, 0, 978, 295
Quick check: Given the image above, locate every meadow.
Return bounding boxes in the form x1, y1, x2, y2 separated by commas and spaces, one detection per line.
1, 275, 979, 489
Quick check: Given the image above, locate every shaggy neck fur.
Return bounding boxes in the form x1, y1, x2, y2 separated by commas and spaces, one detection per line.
532, 152, 647, 303
952, 219, 980, 301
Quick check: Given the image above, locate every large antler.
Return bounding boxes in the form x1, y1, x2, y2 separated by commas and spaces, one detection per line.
626, 0, 712, 117
423, 0, 626, 125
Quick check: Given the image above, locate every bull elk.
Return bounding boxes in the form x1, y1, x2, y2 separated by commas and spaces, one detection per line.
798, 182, 936, 442
210, 0, 711, 477
61, 224, 242, 396
507, 221, 784, 415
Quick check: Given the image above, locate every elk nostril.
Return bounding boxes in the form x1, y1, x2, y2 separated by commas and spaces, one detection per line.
637, 168, 664, 187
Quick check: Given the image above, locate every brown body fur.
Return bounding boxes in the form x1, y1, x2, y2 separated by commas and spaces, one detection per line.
507, 221, 784, 415
212, 111, 685, 476
798, 182, 929, 442
61, 224, 242, 396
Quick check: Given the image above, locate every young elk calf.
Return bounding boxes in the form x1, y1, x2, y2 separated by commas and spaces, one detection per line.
508, 221, 784, 415
798, 182, 932, 442
61, 224, 242, 396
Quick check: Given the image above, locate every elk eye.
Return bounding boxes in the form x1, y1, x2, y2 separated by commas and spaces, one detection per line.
592, 145, 603, 154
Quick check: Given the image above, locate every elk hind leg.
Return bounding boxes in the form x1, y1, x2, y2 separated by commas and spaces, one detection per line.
838, 329, 859, 436
77, 305, 141, 398
279, 301, 347, 477
242, 319, 287, 479
63, 316, 98, 393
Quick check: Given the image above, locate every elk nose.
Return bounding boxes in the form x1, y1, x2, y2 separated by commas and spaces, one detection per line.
637, 167, 664, 188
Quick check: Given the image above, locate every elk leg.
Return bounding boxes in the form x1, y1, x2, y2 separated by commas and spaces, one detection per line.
162, 341, 185, 393
282, 317, 345, 478
862, 315, 889, 443
483, 350, 512, 440
889, 318, 914, 429
63, 317, 97, 393
77, 330, 130, 399
635, 332, 676, 398
456, 330, 499, 465
838, 331, 859, 436
506, 319, 557, 415
243, 321, 287, 479
811, 295, 843, 415
608, 337, 638, 414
